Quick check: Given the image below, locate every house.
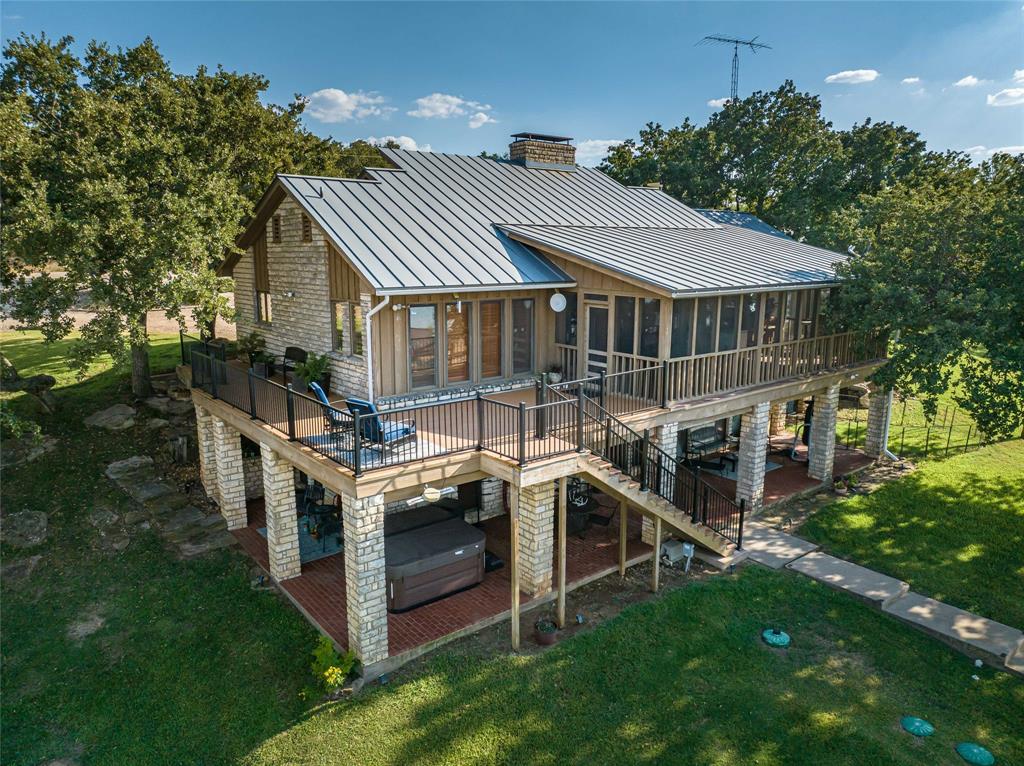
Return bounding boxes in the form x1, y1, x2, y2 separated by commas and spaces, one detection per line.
183, 133, 889, 675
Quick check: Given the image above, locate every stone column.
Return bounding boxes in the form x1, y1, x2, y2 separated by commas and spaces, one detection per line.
479, 477, 505, 521
736, 402, 771, 510
654, 422, 680, 498
769, 402, 788, 435
808, 383, 840, 482
212, 417, 247, 529
517, 481, 555, 597
195, 404, 218, 501
261, 444, 300, 581
340, 491, 388, 665
863, 386, 890, 459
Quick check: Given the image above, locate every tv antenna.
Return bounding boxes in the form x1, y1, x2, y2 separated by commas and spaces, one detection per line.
698, 35, 772, 101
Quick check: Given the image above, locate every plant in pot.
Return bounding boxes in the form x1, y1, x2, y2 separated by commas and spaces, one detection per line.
252, 351, 276, 378
534, 618, 558, 646
238, 331, 267, 367
833, 478, 849, 496
293, 352, 332, 394
546, 365, 563, 385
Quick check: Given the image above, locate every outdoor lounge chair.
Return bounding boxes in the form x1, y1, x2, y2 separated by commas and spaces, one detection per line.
280, 346, 307, 385
345, 397, 417, 454
309, 382, 349, 435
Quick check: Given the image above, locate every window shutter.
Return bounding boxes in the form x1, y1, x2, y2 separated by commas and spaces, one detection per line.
271, 214, 282, 243
302, 214, 312, 242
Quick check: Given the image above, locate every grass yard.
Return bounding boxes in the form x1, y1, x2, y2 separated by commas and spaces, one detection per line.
801, 440, 1024, 629
2, 330, 1022, 766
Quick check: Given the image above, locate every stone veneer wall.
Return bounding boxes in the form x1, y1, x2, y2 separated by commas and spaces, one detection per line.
211, 417, 247, 530
736, 402, 771, 510
340, 492, 389, 664
261, 444, 300, 581
515, 482, 556, 596
243, 455, 264, 500
808, 384, 840, 482
509, 139, 576, 167
863, 386, 889, 459
769, 402, 788, 435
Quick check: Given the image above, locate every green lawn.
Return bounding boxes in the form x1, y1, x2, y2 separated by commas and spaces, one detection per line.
2, 330, 1022, 766
801, 440, 1024, 629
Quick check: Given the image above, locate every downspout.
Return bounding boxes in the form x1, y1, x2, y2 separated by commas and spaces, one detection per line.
365, 295, 390, 403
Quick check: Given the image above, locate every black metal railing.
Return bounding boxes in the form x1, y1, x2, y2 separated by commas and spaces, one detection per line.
548, 363, 665, 418
179, 330, 228, 367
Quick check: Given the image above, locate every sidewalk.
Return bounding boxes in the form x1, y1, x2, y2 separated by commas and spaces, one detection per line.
742, 520, 1024, 676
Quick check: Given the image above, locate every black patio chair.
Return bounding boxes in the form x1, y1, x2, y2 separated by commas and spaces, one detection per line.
279, 346, 307, 385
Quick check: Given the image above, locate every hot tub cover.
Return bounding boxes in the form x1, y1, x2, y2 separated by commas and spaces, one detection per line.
386, 519, 485, 580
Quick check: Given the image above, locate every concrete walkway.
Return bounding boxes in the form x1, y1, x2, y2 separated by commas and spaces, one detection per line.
742, 522, 1024, 676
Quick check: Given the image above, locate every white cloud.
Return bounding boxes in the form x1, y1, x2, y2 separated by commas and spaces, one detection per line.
953, 75, 988, 87
824, 69, 880, 84
575, 139, 623, 167
366, 135, 431, 152
305, 88, 392, 122
1014, 69, 1024, 83
468, 111, 497, 129
901, 77, 921, 84
409, 92, 490, 118
986, 87, 1024, 106
966, 144, 1024, 158
707, 97, 731, 108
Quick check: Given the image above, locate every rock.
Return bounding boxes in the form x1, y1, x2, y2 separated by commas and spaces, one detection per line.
151, 378, 170, 393
1, 511, 48, 548
126, 480, 174, 504
167, 383, 192, 402
105, 456, 154, 481
67, 607, 105, 641
179, 532, 236, 558
166, 400, 194, 416
123, 510, 149, 526
1, 554, 42, 584
106, 535, 131, 552
1, 435, 59, 469
85, 403, 136, 430
146, 418, 170, 430
143, 396, 171, 414
88, 506, 120, 528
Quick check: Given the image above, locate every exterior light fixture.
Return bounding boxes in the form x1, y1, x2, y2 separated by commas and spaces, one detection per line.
421, 486, 443, 504
549, 292, 567, 312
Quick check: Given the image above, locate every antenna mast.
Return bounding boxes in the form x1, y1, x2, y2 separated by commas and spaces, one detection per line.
698, 35, 772, 101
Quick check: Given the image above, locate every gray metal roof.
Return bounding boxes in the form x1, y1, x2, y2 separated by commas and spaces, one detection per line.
695, 209, 791, 239
497, 223, 846, 296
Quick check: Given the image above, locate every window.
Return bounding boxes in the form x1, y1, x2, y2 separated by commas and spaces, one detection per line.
799, 289, 816, 339
301, 214, 312, 242
271, 214, 282, 243
445, 302, 471, 383
762, 292, 780, 344
614, 296, 635, 354
639, 298, 661, 358
782, 291, 800, 342
511, 298, 534, 374
409, 305, 437, 388
555, 292, 578, 346
255, 290, 272, 323
740, 293, 760, 348
695, 297, 717, 355
718, 295, 739, 352
332, 301, 363, 355
480, 300, 503, 378
671, 298, 694, 357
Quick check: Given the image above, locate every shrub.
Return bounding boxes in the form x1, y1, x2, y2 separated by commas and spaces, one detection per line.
311, 635, 357, 692
238, 332, 266, 365
294, 352, 330, 386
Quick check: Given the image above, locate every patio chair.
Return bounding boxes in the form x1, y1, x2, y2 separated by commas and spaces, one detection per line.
345, 397, 417, 454
280, 346, 307, 385
309, 382, 349, 435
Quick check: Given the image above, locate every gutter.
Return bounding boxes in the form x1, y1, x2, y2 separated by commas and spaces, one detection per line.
365, 296, 390, 403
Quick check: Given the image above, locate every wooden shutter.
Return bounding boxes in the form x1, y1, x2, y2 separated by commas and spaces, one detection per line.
253, 231, 269, 291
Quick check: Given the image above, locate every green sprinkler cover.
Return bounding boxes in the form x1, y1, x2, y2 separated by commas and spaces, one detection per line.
900, 716, 935, 737
761, 628, 791, 648
956, 742, 995, 765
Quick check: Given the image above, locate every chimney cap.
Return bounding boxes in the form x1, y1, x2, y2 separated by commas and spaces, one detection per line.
510, 132, 573, 144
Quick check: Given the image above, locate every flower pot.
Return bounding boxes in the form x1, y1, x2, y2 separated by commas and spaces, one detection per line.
534, 622, 558, 646
834, 486, 849, 496
547, 372, 562, 385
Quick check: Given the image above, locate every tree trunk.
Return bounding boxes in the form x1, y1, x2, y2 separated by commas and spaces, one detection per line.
130, 313, 152, 398
202, 316, 217, 342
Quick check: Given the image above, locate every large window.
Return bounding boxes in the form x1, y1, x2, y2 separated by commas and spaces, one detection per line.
555, 292, 578, 346
782, 291, 800, 342
762, 292, 780, 344
614, 296, 636, 354
671, 298, 694, 358
695, 297, 717, 355
511, 298, 534, 374
639, 298, 661, 358
445, 302, 471, 383
255, 290, 272, 324
409, 305, 438, 388
480, 300, 504, 378
718, 294, 739, 352
332, 301, 363, 356
740, 293, 760, 348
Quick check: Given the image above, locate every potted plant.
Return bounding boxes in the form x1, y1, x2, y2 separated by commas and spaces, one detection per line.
833, 478, 849, 496
293, 352, 332, 394
238, 331, 267, 367
547, 365, 563, 385
252, 350, 276, 378
534, 618, 558, 646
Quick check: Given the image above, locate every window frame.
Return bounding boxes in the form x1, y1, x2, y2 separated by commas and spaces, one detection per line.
408, 304, 439, 390
479, 299, 504, 380
510, 297, 535, 375
444, 301, 472, 385
254, 290, 272, 324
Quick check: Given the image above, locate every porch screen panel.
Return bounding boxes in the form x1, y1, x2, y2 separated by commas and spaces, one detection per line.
815, 288, 832, 336
511, 298, 534, 374
740, 293, 760, 348
614, 296, 635, 354
695, 297, 718, 355
717, 295, 739, 352
446, 303, 471, 383
762, 292, 780, 344
480, 301, 503, 378
555, 292, 578, 346
639, 298, 661, 358
671, 298, 694, 357
799, 289, 816, 339
782, 291, 800, 342
409, 305, 438, 388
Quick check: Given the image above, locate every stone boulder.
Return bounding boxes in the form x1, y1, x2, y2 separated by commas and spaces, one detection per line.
105, 455, 154, 481
2, 511, 48, 548
85, 403, 136, 430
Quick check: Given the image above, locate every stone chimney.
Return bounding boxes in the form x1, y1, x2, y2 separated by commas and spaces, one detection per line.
508, 132, 576, 170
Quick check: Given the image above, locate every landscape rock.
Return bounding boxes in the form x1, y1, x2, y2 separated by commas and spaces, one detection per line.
2, 511, 48, 548
1, 554, 43, 584
67, 606, 105, 641
144, 396, 171, 414
166, 400, 194, 416
88, 506, 120, 528
85, 403, 136, 430
146, 418, 170, 430
105, 456, 154, 481
167, 383, 192, 402
1, 434, 59, 468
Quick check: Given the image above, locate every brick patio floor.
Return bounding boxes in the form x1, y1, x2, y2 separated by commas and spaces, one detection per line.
233, 492, 649, 657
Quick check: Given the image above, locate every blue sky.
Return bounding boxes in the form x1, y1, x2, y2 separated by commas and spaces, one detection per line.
3, 1, 1022, 164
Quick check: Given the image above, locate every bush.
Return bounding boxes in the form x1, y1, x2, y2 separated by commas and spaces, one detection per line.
310, 635, 357, 692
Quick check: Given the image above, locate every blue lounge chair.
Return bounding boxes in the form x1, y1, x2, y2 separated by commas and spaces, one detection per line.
345, 397, 416, 454
309, 382, 349, 435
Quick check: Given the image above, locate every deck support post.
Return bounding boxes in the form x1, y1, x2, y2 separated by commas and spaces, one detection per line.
261, 443, 300, 581
194, 404, 218, 501
736, 401, 771, 512
863, 385, 889, 459
808, 383, 840, 482
618, 500, 628, 577
211, 416, 247, 530
517, 482, 555, 597
340, 491, 389, 665
650, 516, 662, 592
509, 485, 521, 651
556, 477, 567, 629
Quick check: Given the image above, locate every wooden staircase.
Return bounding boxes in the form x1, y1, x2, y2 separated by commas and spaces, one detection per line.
579, 454, 736, 556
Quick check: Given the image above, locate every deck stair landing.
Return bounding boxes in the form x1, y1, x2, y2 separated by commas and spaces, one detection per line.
580, 455, 735, 556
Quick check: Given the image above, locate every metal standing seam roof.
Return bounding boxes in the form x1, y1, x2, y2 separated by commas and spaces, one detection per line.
496, 222, 847, 296
694, 209, 792, 239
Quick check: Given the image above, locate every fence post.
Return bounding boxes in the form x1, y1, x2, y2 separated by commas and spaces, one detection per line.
737, 499, 746, 550
598, 370, 606, 410
476, 392, 484, 451
640, 429, 650, 491
247, 369, 257, 419
944, 409, 956, 456
179, 330, 186, 365
963, 424, 973, 454
691, 466, 701, 525
536, 375, 547, 439
286, 384, 296, 440
576, 390, 586, 453
702, 484, 710, 525
660, 361, 669, 409
518, 401, 527, 467
353, 412, 363, 477
210, 357, 219, 400
924, 425, 931, 457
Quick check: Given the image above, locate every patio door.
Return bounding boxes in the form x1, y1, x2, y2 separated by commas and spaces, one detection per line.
586, 305, 609, 377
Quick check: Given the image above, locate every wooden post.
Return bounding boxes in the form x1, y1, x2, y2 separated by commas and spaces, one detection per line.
650, 516, 662, 593
618, 500, 628, 577
509, 485, 521, 650
556, 477, 567, 629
